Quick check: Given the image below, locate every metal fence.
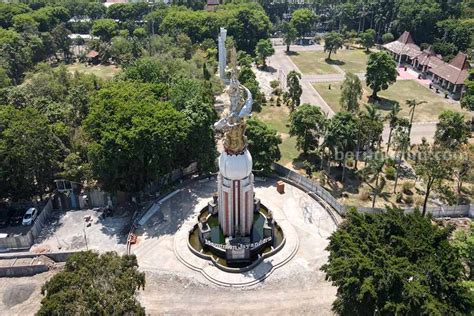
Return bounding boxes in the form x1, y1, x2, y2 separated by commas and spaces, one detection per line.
0, 199, 53, 250
272, 163, 473, 219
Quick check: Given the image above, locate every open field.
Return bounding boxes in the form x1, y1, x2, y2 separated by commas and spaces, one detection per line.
313, 80, 470, 122
290, 49, 371, 75
289, 51, 339, 75
255, 104, 300, 166
66, 63, 121, 80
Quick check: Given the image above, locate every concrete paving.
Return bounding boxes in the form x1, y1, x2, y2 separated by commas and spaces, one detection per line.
132, 178, 337, 286
30, 209, 129, 254
134, 178, 338, 313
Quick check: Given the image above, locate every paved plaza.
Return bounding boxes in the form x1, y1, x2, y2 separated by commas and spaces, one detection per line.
132, 178, 339, 313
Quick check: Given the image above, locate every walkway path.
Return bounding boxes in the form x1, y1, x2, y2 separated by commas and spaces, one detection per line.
260, 43, 438, 143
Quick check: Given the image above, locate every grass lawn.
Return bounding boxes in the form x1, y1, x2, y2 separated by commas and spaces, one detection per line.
313, 79, 470, 122
66, 63, 121, 80
289, 51, 339, 75
255, 104, 300, 166
290, 48, 371, 75
330, 49, 371, 73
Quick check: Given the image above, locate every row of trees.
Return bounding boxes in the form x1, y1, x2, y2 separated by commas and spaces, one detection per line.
0, 2, 273, 86
268, 0, 472, 55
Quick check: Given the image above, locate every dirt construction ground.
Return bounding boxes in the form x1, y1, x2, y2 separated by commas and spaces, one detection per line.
0, 271, 55, 315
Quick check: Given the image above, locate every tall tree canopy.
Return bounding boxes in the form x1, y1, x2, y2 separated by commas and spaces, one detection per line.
38, 251, 145, 315
0, 106, 62, 200
339, 72, 362, 112
366, 51, 397, 99
84, 81, 191, 192
323, 32, 344, 60
246, 118, 281, 174
322, 208, 472, 315
289, 104, 327, 156
434, 110, 470, 149
290, 8, 317, 39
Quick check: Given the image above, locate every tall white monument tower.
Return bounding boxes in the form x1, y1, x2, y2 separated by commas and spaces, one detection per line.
214, 33, 254, 237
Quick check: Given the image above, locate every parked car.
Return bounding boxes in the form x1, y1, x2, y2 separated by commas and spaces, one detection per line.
22, 207, 38, 226
0, 233, 9, 238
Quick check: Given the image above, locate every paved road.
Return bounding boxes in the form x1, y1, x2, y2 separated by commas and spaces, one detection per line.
265, 44, 437, 143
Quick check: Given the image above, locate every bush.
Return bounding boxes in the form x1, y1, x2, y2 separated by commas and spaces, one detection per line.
402, 182, 414, 195
404, 195, 414, 204
381, 32, 394, 44
385, 157, 395, 167
313, 35, 322, 44
270, 80, 279, 89
359, 190, 370, 201
273, 87, 282, 96
384, 166, 396, 180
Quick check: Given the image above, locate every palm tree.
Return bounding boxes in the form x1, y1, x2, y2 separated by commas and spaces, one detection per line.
385, 103, 401, 153
391, 121, 411, 193
360, 151, 386, 207
406, 99, 426, 137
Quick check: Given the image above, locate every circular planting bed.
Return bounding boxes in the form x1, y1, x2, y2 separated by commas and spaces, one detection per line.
188, 204, 285, 272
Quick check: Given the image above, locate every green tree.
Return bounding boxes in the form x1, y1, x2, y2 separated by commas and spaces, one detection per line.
322, 208, 472, 315
461, 70, 474, 111
255, 38, 274, 68
0, 28, 33, 84
290, 8, 316, 39
415, 141, 451, 216
289, 104, 327, 156
324, 112, 358, 181
359, 28, 376, 52
51, 23, 71, 60
38, 251, 145, 315
323, 32, 343, 60
391, 118, 410, 193
452, 223, 474, 282
0, 106, 62, 200
360, 152, 387, 207
92, 18, 118, 42
434, 110, 470, 149
381, 32, 394, 43
286, 70, 302, 110
339, 72, 362, 112
366, 51, 397, 99
385, 103, 401, 153
282, 21, 297, 53
84, 81, 191, 192
246, 118, 281, 174
110, 36, 133, 65
406, 99, 426, 136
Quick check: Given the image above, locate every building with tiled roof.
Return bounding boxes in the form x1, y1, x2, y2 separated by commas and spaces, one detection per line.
384, 31, 471, 100
382, 31, 422, 65
429, 52, 470, 98
412, 46, 444, 73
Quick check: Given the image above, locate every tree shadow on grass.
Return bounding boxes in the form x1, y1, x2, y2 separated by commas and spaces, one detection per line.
325, 58, 345, 66
368, 97, 399, 111
285, 51, 298, 56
